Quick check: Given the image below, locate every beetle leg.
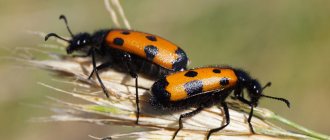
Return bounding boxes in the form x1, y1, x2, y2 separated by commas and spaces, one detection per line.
122, 52, 140, 124
206, 102, 230, 140
236, 96, 251, 105
247, 105, 255, 133
91, 49, 109, 98
88, 62, 112, 79
172, 106, 204, 140
232, 91, 256, 133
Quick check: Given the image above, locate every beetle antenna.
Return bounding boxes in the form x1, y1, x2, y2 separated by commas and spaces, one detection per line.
260, 94, 290, 108
262, 82, 272, 91
59, 14, 74, 37
260, 82, 290, 108
45, 33, 69, 42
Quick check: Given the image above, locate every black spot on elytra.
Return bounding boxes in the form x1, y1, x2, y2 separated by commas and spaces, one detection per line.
144, 45, 158, 61
184, 80, 203, 96
146, 35, 157, 41
113, 38, 124, 46
213, 69, 221, 73
121, 31, 130, 35
220, 77, 229, 86
184, 71, 198, 77
172, 48, 188, 71
151, 77, 170, 103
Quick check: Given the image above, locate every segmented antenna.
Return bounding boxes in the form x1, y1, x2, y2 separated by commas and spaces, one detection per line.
261, 94, 290, 108
59, 14, 74, 37
260, 82, 290, 108
45, 33, 69, 42
262, 82, 272, 91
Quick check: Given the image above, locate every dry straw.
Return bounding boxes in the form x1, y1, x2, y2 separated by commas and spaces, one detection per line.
16, 0, 330, 139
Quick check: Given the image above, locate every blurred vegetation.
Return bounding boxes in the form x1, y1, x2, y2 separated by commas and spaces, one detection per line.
0, 0, 329, 139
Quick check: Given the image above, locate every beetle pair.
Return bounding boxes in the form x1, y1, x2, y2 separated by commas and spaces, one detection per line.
45, 15, 290, 140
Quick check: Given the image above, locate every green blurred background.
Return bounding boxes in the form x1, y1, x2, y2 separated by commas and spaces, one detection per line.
1, 0, 329, 139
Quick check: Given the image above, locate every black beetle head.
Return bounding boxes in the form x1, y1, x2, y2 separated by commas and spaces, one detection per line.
45, 15, 93, 55
246, 79, 263, 107
235, 69, 290, 108
66, 33, 92, 54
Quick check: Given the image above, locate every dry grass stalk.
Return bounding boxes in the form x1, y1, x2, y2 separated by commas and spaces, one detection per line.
13, 44, 327, 140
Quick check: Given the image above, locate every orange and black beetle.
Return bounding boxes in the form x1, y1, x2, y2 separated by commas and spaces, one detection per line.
45, 15, 189, 124
151, 66, 290, 140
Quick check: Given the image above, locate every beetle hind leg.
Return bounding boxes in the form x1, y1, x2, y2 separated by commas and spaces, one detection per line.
172, 106, 204, 140
206, 102, 230, 140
